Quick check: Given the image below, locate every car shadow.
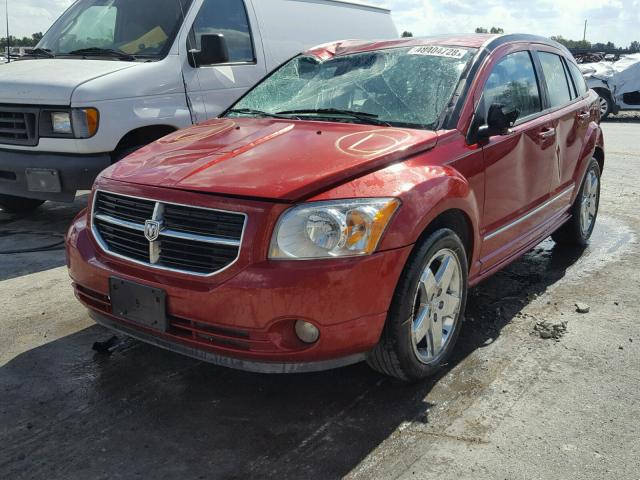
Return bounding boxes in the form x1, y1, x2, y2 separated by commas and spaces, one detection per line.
0, 235, 592, 479
0, 194, 88, 281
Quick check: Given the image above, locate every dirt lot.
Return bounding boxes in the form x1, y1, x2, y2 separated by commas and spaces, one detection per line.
1, 121, 639, 480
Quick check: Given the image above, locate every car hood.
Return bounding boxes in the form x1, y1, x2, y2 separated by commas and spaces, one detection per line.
103, 118, 439, 201
0, 59, 137, 104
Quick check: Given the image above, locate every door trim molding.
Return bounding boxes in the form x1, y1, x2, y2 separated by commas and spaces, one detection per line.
483, 184, 575, 241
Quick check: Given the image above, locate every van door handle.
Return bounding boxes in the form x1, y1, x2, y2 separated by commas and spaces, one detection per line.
577, 111, 591, 119
538, 128, 556, 139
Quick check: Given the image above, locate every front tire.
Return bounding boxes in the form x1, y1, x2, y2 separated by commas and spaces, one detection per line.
595, 89, 613, 119
367, 228, 468, 382
552, 158, 601, 247
0, 194, 45, 214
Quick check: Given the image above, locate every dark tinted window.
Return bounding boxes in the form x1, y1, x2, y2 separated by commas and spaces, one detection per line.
539, 52, 572, 107
482, 51, 542, 119
189, 0, 254, 63
566, 60, 588, 96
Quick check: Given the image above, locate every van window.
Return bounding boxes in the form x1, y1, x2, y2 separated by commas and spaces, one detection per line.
566, 61, 588, 96
538, 52, 573, 107
189, 0, 254, 64
482, 51, 542, 119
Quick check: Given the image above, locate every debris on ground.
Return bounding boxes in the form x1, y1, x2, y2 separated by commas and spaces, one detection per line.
533, 320, 568, 340
575, 302, 590, 314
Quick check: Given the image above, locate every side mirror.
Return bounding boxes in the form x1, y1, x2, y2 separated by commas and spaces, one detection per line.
190, 34, 229, 67
477, 103, 520, 139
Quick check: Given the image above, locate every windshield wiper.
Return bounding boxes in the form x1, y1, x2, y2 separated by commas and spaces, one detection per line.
227, 108, 291, 119
21, 48, 55, 59
276, 108, 391, 126
67, 48, 136, 61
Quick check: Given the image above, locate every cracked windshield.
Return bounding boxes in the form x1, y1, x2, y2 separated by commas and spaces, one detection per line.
230, 46, 477, 129
37, 0, 193, 57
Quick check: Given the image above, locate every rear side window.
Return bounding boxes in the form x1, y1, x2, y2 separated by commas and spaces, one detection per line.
566, 60, 588, 96
482, 51, 542, 119
189, 0, 254, 64
538, 52, 573, 107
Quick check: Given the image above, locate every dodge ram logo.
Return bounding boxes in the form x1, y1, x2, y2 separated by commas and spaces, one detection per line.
144, 220, 161, 242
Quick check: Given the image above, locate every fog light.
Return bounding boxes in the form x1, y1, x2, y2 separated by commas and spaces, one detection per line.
295, 320, 319, 344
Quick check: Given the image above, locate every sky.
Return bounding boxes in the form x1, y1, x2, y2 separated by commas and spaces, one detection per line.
3, 0, 640, 48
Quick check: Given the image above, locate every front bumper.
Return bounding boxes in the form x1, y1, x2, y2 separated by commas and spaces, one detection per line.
67, 208, 413, 371
0, 149, 110, 201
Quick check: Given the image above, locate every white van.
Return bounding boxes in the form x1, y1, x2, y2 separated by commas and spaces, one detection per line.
0, 0, 396, 212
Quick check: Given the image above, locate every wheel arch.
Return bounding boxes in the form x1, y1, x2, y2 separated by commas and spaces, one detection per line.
113, 125, 178, 157
415, 208, 475, 271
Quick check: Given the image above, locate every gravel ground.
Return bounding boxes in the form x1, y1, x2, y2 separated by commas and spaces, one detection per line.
0, 122, 639, 479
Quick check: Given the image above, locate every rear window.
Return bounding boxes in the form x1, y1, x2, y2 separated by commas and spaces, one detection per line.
538, 52, 573, 107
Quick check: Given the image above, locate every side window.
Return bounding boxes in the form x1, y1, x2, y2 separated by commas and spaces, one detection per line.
482, 50, 542, 120
538, 52, 573, 107
189, 0, 254, 64
562, 60, 578, 99
566, 61, 588, 96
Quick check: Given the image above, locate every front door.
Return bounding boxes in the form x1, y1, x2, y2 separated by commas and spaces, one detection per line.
182, 0, 267, 123
478, 49, 557, 271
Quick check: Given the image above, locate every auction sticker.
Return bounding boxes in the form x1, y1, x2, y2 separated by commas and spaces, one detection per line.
407, 46, 468, 59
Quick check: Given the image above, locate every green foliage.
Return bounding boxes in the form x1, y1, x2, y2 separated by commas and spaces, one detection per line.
490, 27, 504, 34
550, 35, 591, 49
475, 27, 488, 33
629, 41, 640, 52
401, 31, 413, 38
1, 32, 43, 48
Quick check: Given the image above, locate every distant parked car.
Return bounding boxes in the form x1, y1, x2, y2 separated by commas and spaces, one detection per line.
0, 0, 396, 214
67, 34, 604, 381
580, 53, 640, 118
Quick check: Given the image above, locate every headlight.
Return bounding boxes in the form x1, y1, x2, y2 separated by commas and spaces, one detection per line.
269, 198, 400, 259
46, 108, 99, 138
51, 112, 72, 134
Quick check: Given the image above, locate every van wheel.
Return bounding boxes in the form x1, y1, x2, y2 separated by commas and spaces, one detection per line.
552, 158, 601, 247
367, 228, 468, 382
0, 194, 45, 214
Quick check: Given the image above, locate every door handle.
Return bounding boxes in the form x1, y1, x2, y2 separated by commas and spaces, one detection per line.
538, 128, 556, 139
577, 111, 591, 120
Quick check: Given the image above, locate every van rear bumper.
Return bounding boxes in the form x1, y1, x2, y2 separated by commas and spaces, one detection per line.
0, 149, 111, 202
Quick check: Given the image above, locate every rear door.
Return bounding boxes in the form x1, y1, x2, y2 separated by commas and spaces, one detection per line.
181, 0, 267, 122
478, 47, 557, 271
534, 49, 590, 200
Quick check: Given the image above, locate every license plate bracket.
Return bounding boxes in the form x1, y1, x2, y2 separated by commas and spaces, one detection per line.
25, 168, 62, 193
109, 277, 167, 332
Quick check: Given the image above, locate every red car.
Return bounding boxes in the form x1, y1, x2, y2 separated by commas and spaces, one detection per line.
66, 34, 603, 381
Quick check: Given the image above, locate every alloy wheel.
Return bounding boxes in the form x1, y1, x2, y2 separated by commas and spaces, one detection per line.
580, 169, 599, 235
598, 96, 609, 117
411, 248, 463, 364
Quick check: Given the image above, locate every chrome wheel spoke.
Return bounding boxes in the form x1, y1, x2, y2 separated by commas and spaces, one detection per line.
440, 292, 460, 318
418, 269, 437, 304
435, 255, 455, 292
413, 307, 431, 344
429, 312, 443, 353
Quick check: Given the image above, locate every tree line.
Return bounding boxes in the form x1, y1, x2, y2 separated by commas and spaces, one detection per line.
402, 28, 640, 53
1, 33, 43, 48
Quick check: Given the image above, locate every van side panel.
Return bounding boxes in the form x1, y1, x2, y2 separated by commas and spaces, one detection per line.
252, 0, 397, 69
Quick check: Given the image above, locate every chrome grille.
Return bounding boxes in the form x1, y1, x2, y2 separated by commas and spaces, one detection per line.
0, 106, 38, 146
92, 191, 246, 276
